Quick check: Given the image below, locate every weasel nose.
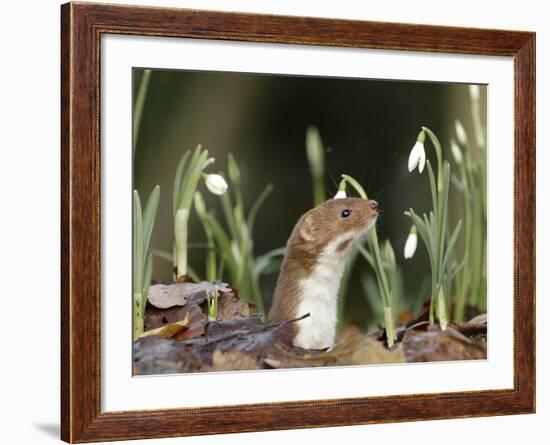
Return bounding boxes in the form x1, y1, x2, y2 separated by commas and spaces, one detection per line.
370, 200, 379, 212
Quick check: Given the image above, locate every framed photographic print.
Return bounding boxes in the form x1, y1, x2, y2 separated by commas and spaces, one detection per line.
61, 2, 535, 442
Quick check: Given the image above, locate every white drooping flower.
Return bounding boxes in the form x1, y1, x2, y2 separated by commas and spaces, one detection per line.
204, 174, 228, 195
450, 138, 463, 165
469, 84, 480, 101
404, 225, 418, 259
334, 178, 347, 199
408, 131, 426, 174
454, 119, 468, 146
334, 190, 347, 199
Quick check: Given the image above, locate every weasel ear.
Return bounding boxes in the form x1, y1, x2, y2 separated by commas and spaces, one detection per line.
300, 214, 316, 242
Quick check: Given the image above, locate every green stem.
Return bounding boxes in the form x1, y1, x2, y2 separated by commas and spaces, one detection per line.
174, 209, 189, 279
384, 306, 397, 348
422, 127, 443, 192
133, 69, 151, 154
133, 293, 144, 340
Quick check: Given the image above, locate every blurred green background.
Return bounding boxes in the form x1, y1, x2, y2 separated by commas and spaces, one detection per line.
133, 68, 486, 330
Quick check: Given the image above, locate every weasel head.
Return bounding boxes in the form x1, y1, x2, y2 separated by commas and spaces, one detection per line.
289, 197, 379, 259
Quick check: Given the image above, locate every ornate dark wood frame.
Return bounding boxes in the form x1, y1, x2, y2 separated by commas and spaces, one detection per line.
61, 1, 536, 442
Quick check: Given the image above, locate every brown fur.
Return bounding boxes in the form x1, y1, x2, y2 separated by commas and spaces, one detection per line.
268, 198, 379, 331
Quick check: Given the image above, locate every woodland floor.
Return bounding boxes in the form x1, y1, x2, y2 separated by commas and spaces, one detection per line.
133, 281, 487, 375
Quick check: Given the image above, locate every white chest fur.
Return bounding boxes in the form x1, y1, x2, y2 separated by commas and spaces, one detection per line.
293, 233, 354, 349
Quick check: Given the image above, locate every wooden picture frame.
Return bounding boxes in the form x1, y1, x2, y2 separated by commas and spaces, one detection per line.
61, 2, 535, 442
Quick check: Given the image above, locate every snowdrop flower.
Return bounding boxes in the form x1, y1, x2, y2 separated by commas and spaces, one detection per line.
454, 119, 468, 146
204, 174, 228, 195
450, 138, 463, 165
404, 225, 418, 259
334, 179, 347, 199
469, 84, 480, 101
334, 189, 347, 199
408, 130, 426, 173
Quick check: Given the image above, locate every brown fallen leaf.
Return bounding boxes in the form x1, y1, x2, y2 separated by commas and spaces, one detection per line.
467, 313, 487, 325
148, 281, 232, 309
336, 325, 362, 342
397, 310, 415, 325
133, 315, 303, 375
133, 336, 205, 374
144, 303, 207, 339
206, 350, 263, 371
217, 293, 250, 320
266, 334, 405, 369
139, 313, 189, 339
452, 313, 487, 339
402, 326, 487, 362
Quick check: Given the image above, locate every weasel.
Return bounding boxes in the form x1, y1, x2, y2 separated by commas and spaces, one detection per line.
269, 197, 379, 350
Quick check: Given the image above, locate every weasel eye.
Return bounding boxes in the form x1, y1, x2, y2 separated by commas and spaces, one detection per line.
341, 209, 351, 218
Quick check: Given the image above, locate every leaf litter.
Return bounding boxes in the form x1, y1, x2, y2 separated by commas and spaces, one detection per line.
134, 283, 487, 374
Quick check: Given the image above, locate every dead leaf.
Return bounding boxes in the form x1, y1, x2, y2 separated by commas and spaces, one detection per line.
467, 313, 487, 325
133, 336, 205, 374
403, 326, 487, 362
336, 325, 362, 342
397, 310, 415, 325
207, 350, 262, 371
139, 313, 189, 339
133, 315, 303, 375
452, 313, 487, 339
148, 281, 231, 309
266, 334, 405, 369
144, 303, 207, 339
217, 293, 250, 320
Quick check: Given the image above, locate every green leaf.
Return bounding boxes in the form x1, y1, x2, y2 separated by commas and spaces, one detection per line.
406, 209, 435, 274
172, 151, 190, 216
422, 126, 444, 176
142, 185, 160, 265
448, 255, 467, 281
206, 213, 238, 276
247, 183, 273, 237
220, 191, 239, 241
361, 273, 384, 324
443, 220, 463, 272
426, 160, 438, 215
177, 145, 203, 210
341, 174, 368, 199
253, 247, 285, 277
228, 153, 241, 185
142, 252, 153, 310
178, 146, 208, 211
151, 248, 172, 263
133, 190, 143, 293
186, 264, 200, 282
133, 69, 152, 153
438, 162, 452, 266
357, 244, 375, 269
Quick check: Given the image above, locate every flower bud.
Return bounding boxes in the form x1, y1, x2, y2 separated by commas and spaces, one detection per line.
469, 84, 480, 101
334, 179, 347, 199
404, 225, 418, 259
454, 119, 468, 146
450, 138, 463, 165
205, 174, 228, 195
227, 153, 240, 185
408, 130, 426, 173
